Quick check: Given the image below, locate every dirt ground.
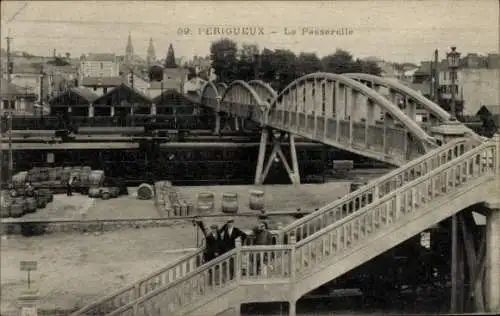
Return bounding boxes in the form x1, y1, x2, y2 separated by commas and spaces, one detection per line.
0, 182, 356, 314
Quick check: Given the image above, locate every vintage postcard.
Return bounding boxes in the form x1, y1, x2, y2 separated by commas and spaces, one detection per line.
1, 1, 499, 316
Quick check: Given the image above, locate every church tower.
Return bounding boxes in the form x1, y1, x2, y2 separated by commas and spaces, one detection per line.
147, 38, 156, 67
125, 32, 134, 63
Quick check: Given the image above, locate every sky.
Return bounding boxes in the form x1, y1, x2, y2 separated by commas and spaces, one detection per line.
1, 0, 498, 64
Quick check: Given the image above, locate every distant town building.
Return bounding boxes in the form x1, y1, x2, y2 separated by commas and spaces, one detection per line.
10, 64, 44, 103
147, 38, 156, 67
79, 53, 119, 78
0, 78, 38, 115
80, 76, 126, 96
125, 32, 134, 65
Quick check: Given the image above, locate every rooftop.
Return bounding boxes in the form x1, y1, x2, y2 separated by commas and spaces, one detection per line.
81, 76, 126, 87
84, 53, 117, 62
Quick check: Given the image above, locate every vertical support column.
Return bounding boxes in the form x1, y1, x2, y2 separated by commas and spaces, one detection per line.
214, 96, 222, 134
288, 300, 296, 316
151, 103, 157, 115
485, 201, 500, 313
346, 87, 353, 145
289, 234, 297, 316
88, 104, 94, 118
335, 81, 341, 142
255, 128, 269, 184
289, 134, 300, 184
451, 214, 459, 313
110, 106, 115, 117
324, 81, 333, 139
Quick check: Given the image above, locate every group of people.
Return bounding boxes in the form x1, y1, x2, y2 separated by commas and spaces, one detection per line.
195, 216, 275, 280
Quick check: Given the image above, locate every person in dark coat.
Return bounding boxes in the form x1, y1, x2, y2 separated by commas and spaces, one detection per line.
66, 175, 75, 196
219, 219, 247, 280
219, 219, 247, 253
195, 220, 224, 285
252, 220, 274, 275
195, 220, 222, 262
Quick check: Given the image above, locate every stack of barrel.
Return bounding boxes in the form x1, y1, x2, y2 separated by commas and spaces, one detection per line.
12, 166, 103, 193
0, 188, 54, 218
154, 181, 194, 217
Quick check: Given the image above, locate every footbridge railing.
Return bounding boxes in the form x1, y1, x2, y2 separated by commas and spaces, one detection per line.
108, 136, 497, 316
279, 137, 479, 243
70, 249, 204, 316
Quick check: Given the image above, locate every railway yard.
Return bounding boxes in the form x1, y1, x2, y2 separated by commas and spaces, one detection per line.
1, 180, 362, 315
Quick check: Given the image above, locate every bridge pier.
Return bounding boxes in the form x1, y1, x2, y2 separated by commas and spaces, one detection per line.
485, 201, 500, 313
254, 127, 300, 185
288, 300, 296, 316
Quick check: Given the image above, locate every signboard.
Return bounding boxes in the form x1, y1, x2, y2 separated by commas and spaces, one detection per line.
20, 261, 37, 271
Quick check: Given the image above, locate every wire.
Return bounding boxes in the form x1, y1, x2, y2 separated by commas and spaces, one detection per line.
6, 2, 29, 23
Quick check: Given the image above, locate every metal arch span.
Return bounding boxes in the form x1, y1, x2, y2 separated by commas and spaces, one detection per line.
220, 80, 264, 117
248, 80, 278, 103
343, 73, 452, 121
271, 72, 436, 144
263, 72, 439, 165
200, 81, 223, 109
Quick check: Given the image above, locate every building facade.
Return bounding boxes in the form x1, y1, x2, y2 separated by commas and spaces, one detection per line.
79, 53, 119, 78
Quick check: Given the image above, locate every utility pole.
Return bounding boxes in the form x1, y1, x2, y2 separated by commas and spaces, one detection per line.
433, 49, 439, 103
5, 35, 14, 182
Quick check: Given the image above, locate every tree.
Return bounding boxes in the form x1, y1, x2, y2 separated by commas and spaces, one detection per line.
210, 38, 238, 83
65, 52, 71, 60
321, 49, 355, 74
271, 49, 297, 90
237, 43, 260, 81
164, 43, 177, 68
259, 48, 276, 83
296, 52, 322, 76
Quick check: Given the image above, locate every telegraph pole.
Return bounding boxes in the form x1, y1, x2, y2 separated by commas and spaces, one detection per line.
6, 35, 14, 182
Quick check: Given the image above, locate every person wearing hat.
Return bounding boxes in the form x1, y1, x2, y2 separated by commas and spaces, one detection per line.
219, 219, 247, 280
219, 219, 247, 253
195, 220, 222, 262
252, 220, 274, 276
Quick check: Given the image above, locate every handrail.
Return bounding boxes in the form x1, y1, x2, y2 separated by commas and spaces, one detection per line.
295, 140, 496, 249
109, 248, 239, 315
280, 137, 475, 240
70, 249, 203, 315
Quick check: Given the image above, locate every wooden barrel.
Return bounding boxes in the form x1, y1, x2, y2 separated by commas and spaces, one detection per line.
249, 190, 265, 211
197, 192, 214, 213
39, 168, 49, 182
82, 166, 92, 173
79, 170, 90, 187
221, 192, 238, 214
36, 194, 47, 208
48, 168, 58, 181
0, 193, 12, 218
27, 169, 38, 182
186, 202, 194, 216
88, 187, 101, 198
26, 197, 38, 213
101, 188, 111, 200
172, 203, 180, 216
10, 203, 24, 218
179, 201, 188, 216
109, 187, 120, 198
137, 183, 154, 200
12, 172, 28, 188
89, 170, 105, 186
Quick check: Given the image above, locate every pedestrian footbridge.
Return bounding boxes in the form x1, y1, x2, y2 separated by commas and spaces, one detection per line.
71, 74, 499, 316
